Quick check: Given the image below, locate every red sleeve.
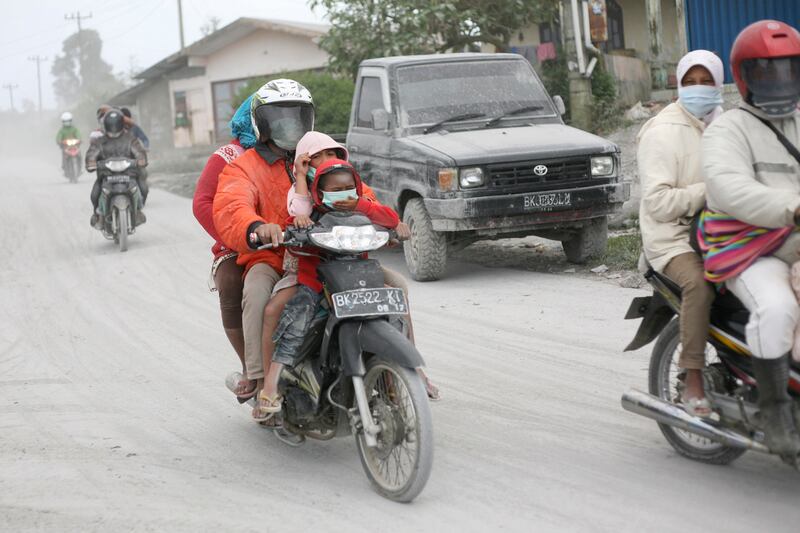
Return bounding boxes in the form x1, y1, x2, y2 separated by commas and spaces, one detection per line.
355, 197, 400, 228
193, 153, 227, 243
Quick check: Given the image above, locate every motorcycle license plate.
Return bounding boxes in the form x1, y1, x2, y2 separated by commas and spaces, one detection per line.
331, 288, 408, 318
523, 191, 572, 211
106, 175, 130, 184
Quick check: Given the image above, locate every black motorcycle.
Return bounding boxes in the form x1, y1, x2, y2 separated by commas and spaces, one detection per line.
621, 267, 800, 466
95, 157, 145, 252
241, 212, 434, 502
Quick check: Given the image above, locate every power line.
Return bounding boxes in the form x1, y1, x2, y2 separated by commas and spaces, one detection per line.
27, 55, 47, 115
65, 11, 93, 75
2, 83, 19, 111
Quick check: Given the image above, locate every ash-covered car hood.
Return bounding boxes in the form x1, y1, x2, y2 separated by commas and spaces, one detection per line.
410, 124, 617, 165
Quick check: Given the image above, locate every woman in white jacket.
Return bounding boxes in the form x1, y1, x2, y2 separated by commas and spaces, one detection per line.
637, 50, 724, 417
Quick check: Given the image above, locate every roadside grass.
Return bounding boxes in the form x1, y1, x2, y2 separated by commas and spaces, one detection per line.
600, 231, 642, 270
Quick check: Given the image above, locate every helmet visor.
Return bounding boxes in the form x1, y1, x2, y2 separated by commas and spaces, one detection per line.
254, 103, 314, 150
741, 56, 800, 98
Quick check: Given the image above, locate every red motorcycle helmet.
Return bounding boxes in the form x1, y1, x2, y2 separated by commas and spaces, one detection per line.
731, 20, 800, 116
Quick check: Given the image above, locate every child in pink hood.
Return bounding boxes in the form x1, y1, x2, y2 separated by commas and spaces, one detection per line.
252, 132, 440, 422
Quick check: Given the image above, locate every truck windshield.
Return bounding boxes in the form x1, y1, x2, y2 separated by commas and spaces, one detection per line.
396, 60, 554, 129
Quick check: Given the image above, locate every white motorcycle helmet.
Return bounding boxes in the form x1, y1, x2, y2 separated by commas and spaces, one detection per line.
250, 79, 314, 150
61, 111, 73, 126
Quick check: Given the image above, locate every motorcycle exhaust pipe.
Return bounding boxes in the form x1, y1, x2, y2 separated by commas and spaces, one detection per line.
621, 389, 770, 453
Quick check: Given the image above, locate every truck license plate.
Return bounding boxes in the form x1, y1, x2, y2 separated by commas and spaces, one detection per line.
331, 288, 408, 318
523, 192, 572, 211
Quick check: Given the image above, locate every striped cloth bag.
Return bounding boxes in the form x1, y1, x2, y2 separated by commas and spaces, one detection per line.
697, 209, 794, 283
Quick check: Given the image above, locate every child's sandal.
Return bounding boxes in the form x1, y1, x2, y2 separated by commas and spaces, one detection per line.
252, 391, 283, 422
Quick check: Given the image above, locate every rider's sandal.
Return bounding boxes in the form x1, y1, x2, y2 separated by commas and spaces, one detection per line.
252, 391, 283, 423
226, 371, 258, 402
424, 378, 442, 402
682, 396, 718, 421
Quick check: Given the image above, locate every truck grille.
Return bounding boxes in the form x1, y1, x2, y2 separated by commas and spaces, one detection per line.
487, 157, 592, 191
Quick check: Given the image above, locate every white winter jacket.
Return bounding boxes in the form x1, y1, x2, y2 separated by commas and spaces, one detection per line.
637, 102, 707, 272
703, 103, 800, 264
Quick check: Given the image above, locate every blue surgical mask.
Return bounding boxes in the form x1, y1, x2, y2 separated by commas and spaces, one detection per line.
322, 189, 357, 209
306, 166, 316, 184
678, 85, 723, 118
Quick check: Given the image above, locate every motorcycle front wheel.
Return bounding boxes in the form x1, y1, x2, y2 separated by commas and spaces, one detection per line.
648, 318, 745, 465
356, 358, 433, 502
115, 207, 129, 252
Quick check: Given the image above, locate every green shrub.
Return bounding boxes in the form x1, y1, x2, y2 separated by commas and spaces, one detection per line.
600, 231, 642, 270
233, 70, 355, 135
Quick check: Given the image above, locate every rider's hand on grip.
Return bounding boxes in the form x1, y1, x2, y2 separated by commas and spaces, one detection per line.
250, 223, 284, 249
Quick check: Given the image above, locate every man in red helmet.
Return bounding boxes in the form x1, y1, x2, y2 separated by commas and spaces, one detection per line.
702, 20, 800, 458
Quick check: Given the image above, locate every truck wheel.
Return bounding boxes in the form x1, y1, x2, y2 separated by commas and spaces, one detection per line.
561, 217, 608, 264
403, 198, 447, 281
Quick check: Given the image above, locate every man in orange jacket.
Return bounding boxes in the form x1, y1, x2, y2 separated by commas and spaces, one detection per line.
213, 79, 315, 391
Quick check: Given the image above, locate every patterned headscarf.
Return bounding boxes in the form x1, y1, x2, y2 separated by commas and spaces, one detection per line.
228, 94, 257, 148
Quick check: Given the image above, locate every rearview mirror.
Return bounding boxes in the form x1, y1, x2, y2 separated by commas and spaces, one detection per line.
553, 95, 566, 116
371, 109, 390, 131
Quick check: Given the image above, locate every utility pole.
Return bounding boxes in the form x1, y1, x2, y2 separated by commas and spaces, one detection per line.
65, 11, 92, 74
2, 83, 19, 111
562, 0, 592, 130
28, 55, 47, 115
177, 0, 185, 50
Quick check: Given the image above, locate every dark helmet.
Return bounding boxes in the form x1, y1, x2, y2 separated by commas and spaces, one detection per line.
102, 109, 125, 138
731, 20, 800, 117
250, 78, 314, 150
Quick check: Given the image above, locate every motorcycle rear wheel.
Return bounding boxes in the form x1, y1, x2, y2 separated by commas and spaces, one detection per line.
648, 319, 745, 465
356, 358, 433, 502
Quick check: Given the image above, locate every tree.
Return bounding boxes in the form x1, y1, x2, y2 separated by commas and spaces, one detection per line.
309, 0, 559, 78
201, 16, 222, 36
51, 29, 123, 123
233, 70, 355, 135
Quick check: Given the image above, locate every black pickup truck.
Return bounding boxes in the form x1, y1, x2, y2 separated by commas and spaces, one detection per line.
345, 53, 629, 280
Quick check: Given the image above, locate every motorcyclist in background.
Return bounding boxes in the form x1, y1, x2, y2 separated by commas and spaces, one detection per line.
120, 107, 150, 205
120, 107, 150, 150
85, 108, 148, 227
56, 112, 81, 170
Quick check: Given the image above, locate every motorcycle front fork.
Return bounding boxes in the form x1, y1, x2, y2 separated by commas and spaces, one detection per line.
352, 376, 381, 448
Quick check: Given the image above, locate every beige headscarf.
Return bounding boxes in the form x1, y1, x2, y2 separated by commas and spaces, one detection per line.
677, 50, 725, 124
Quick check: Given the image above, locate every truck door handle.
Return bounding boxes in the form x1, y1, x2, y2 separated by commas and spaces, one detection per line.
350, 145, 360, 152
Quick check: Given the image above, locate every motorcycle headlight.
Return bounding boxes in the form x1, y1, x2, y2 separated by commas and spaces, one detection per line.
105, 160, 131, 173
591, 156, 615, 177
65, 139, 79, 146
309, 225, 390, 253
459, 167, 485, 188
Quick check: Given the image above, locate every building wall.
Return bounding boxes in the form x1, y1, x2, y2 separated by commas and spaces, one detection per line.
616, 0, 680, 63
161, 28, 329, 146
135, 77, 173, 151
205, 29, 328, 81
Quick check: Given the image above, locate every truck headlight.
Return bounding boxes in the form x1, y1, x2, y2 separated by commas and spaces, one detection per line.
459, 167, 485, 188
591, 156, 614, 177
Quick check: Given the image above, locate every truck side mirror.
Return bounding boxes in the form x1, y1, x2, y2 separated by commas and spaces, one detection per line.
553, 95, 566, 116
371, 109, 390, 131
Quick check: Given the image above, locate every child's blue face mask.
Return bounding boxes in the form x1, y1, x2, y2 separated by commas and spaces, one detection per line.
306, 166, 316, 183
322, 189, 357, 209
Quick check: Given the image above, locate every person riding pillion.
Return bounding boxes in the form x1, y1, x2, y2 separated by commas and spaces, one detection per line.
637, 50, 725, 419
700, 20, 800, 458
85, 108, 148, 228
